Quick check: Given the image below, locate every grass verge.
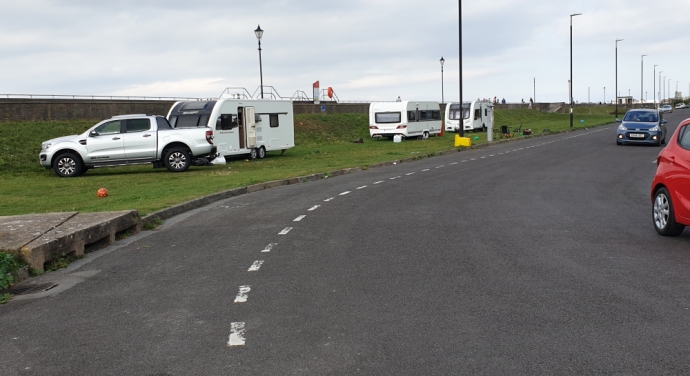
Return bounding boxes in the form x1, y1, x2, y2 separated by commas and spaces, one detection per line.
0, 109, 614, 215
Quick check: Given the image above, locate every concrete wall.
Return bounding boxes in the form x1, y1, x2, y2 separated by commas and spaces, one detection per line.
0, 98, 176, 122
0, 98, 570, 122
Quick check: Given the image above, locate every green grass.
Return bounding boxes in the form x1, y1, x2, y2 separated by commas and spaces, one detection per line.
0, 109, 615, 216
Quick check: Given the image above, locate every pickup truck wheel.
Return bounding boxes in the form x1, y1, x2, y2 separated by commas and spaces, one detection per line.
249, 148, 258, 160
53, 153, 83, 177
164, 148, 191, 172
258, 146, 266, 159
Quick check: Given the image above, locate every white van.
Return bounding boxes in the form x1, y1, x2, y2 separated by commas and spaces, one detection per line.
167, 99, 294, 159
369, 101, 442, 139
445, 100, 494, 132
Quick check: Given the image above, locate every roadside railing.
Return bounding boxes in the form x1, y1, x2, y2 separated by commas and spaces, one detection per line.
0, 94, 204, 101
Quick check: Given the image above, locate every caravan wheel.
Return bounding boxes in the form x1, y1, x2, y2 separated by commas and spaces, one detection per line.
258, 146, 266, 159
249, 148, 258, 160
422, 131, 429, 140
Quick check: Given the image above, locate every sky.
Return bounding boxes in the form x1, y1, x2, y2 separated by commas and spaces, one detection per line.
1, 0, 689, 104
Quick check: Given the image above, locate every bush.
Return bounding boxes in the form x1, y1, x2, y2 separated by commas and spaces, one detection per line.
0, 251, 22, 290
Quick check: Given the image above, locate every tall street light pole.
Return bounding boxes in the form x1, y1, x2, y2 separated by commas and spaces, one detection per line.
254, 25, 264, 99
615, 39, 623, 118
641, 54, 647, 107
570, 13, 582, 128
604, 87, 606, 103
440, 57, 445, 104
660, 71, 664, 104
654, 65, 658, 108
458, 0, 464, 138
668, 78, 671, 101
534, 77, 536, 103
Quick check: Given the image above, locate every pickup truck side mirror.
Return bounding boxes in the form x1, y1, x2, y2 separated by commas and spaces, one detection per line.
89, 130, 99, 137
615, 118, 621, 122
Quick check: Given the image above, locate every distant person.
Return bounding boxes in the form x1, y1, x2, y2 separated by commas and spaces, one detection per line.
395, 96, 401, 102
502, 98, 506, 104
529, 97, 533, 109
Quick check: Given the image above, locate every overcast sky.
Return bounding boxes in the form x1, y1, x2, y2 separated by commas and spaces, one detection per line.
1, 0, 688, 103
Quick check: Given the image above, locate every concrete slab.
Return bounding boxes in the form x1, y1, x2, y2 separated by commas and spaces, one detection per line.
0, 212, 77, 252
0, 211, 141, 272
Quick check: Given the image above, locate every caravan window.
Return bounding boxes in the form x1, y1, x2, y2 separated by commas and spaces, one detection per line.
484, 108, 488, 117
375, 112, 401, 123
216, 114, 238, 130
432, 110, 441, 120
474, 109, 481, 121
270, 114, 279, 128
407, 111, 416, 121
176, 115, 201, 128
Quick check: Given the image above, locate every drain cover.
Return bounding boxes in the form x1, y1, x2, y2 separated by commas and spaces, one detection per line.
8, 283, 58, 296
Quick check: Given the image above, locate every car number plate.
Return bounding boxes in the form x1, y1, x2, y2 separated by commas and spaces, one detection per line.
629, 133, 645, 138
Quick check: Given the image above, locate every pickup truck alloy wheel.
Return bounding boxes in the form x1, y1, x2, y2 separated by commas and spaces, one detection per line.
653, 187, 685, 236
164, 148, 190, 172
258, 146, 266, 159
54, 153, 82, 177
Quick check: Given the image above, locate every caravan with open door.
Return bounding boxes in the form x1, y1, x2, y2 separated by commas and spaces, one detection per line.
445, 100, 494, 132
167, 99, 294, 159
369, 101, 442, 139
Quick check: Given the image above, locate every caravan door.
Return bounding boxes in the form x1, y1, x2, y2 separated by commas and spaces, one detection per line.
244, 107, 257, 149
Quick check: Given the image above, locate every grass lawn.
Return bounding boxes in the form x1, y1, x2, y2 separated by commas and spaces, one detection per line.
0, 108, 615, 216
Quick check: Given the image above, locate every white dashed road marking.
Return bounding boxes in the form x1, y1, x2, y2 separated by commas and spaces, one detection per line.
422, 169, 430, 172
294, 215, 306, 222
357, 186, 368, 189
261, 243, 277, 253
248, 260, 264, 272
449, 162, 458, 165
279, 227, 293, 235
308, 205, 320, 211
228, 322, 246, 346
324, 198, 335, 202
406, 172, 415, 175
340, 191, 351, 196
234, 286, 251, 303
435, 165, 444, 168
374, 181, 384, 184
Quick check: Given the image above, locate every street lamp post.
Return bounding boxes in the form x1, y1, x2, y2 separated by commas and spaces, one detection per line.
458, 0, 464, 138
604, 86, 606, 103
534, 77, 536, 103
615, 38, 623, 118
641, 54, 647, 107
440, 57, 445, 104
254, 25, 265, 99
570, 13, 582, 127
659, 71, 664, 107
654, 65, 658, 108
668, 78, 672, 101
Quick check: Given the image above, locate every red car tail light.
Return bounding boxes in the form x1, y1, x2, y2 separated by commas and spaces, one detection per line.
206, 130, 214, 144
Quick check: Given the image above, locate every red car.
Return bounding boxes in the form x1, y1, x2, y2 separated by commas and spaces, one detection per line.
652, 118, 690, 236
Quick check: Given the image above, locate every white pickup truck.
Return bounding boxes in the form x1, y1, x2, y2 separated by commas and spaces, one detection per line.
39, 114, 217, 177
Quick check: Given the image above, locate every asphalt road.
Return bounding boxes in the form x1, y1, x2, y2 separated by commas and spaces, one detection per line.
2, 110, 690, 375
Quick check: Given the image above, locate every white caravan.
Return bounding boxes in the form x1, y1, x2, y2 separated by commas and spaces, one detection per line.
167, 99, 294, 159
445, 101, 494, 132
369, 101, 442, 139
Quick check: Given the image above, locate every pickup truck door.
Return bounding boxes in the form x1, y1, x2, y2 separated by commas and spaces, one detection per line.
87, 120, 125, 161
122, 118, 156, 159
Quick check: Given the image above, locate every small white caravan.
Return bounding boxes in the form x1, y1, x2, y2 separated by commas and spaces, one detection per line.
369, 101, 442, 139
445, 100, 494, 132
167, 99, 295, 159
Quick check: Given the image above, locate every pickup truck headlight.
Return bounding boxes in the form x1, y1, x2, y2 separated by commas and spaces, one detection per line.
649, 125, 660, 131
41, 143, 52, 150
618, 124, 627, 131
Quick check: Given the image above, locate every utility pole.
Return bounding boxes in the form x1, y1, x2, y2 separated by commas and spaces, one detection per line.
570, 13, 582, 127
641, 54, 646, 107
